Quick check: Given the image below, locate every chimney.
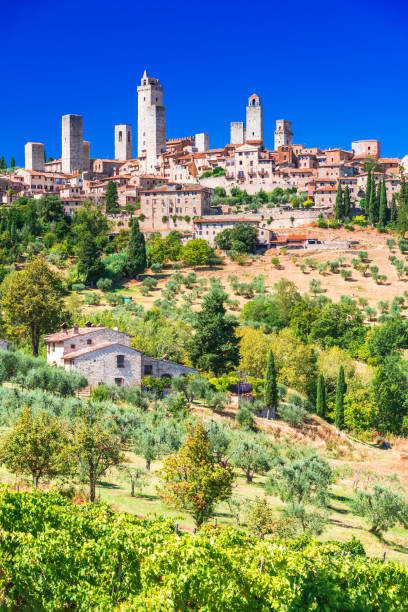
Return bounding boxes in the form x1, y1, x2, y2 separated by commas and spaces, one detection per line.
73, 324, 79, 334
61, 322, 68, 334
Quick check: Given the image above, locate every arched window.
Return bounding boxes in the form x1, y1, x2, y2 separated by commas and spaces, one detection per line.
118, 131, 122, 142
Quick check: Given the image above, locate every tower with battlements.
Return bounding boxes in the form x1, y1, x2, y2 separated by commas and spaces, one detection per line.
274, 120, 293, 149
137, 70, 166, 172
246, 94, 263, 142
115, 124, 132, 160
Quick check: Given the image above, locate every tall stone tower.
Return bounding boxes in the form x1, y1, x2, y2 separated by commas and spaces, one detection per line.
82, 141, 90, 171
230, 122, 245, 145
62, 114, 84, 173
137, 70, 166, 172
246, 94, 263, 141
115, 124, 132, 160
195, 133, 209, 152
25, 142, 44, 171
274, 120, 293, 150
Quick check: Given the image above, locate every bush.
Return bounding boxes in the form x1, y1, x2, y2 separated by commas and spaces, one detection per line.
84, 293, 101, 306
236, 406, 254, 430
105, 292, 124, 307
96, 278, 112, 292
71, 283, 85, 292
279, 403, 306, 427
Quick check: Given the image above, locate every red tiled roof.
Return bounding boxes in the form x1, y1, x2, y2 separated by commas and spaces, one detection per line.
63, 341, 139, 359
45, 327, 106, 342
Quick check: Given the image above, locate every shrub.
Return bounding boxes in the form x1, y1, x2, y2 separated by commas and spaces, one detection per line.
279, 403, 306, 427
84, 293, 101, 306
96, 278, 112, 292
71, 283, 85, 292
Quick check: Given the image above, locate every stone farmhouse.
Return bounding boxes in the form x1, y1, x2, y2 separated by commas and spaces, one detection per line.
45, 323, 196, 388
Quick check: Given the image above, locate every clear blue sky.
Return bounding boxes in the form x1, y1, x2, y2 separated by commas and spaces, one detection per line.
2, 0, 407, 165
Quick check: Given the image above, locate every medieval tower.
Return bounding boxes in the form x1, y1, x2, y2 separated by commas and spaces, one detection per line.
115, 124, 132, 160
62, 114, 84, 173
274, 119, 293, 149
137, 70, 166, 172
246, 94, 263, 142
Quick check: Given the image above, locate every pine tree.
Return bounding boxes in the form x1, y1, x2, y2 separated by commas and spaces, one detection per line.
335, 366, 346, 430
334, 182, 344, 220
105, 180, 119, 213
316, 373, 326, 418
264, 349, 278, 419
365, 171, 372, 215
126, 219, 146, 277
77, 230, 102, 285
379, 177, 388, 226
390, 193, 397, 222
343, 185, 351, 219
10, 157, 15, 168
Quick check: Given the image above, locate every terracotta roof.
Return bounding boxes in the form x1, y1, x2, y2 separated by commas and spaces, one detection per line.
194, 216, 260, 224
63, 341, 139, 359
45, 327, 107, 342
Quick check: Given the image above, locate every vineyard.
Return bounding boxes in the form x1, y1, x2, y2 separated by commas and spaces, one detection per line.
0, 488, 408, 610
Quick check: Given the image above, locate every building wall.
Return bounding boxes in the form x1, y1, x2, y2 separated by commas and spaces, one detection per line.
230, 122, 245, 145
351, 140, 380, 158
115, 124, 132, 160
140, 187, 212, 232
47, 328, 131, 366
62, 114, 83, 173
274, 120, 293, 150
195, 133, 209, 152
25, 143, 44, 171
82, 141, 90, 171
141, 356, 196, 379
68, 344, 143, 387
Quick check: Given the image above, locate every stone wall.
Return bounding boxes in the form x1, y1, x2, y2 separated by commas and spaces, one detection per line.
141, 355, 196, 379
25, 142, 44, 171
230, 122, 245, 145
70, 344, 143, 387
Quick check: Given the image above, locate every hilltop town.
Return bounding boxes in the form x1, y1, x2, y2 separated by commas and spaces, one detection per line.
1, 70, 407, 243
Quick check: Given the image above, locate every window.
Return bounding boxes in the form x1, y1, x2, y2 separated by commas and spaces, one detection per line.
87, 339, 92, 345
114, 378, 123, 386
70, 344, 76, 349
52, 343, 55, 351
118, 131, 122, 142
117, 354, 125, 368
144, 364, 153, 376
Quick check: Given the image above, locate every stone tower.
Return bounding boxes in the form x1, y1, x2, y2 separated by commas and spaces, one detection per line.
62, 114, 84, 173
246, 94, 263, 142
137, 70, 166, 172
274, 120, 293, 150
195, 133, 209, 152
115, 124, 132, 160
25, 142, 44, 171
230, 122, 245, 145
82, 141, 90, 171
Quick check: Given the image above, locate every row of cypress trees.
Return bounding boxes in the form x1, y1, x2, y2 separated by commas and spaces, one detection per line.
334, 184, 351, 220
365, 171, 388, 225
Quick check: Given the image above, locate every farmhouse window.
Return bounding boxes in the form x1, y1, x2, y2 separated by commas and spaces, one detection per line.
144, 364, 153, 376
117, 355, 125, 368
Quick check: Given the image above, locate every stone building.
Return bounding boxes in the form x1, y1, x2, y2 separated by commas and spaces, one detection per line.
351, 140, 380, 159
139, 183, 213, 233
45, 324, 196, 387
195, 133, 209, 153
115, 124, 132, 160
62, 114, 85, 173
230, 122, 245, 145
24, 142, 44, 171
82, 141, 90, 171
246, 94, 263, 142
274, 120, 293, 150
137, 70, 166, 172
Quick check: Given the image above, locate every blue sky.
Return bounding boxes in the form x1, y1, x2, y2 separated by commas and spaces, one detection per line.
1, 0, 407, 165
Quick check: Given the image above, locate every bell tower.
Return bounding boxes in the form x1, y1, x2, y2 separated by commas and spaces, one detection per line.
137, 70, 166, 172
246, 94, 263, 142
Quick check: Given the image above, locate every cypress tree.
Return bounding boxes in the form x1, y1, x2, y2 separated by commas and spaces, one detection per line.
369, 176, 377, 224
343, 185, 351, 219
0, 156, 6, 170
335, 366, 346, 430
316, 373, 326, 418
126, 219, 147, 277
264, 349, 278, 419
397, 176, 408, 235
365, 171, 372, 215
390, 193, 397, 222
10, 157, 15, 168
334, 182, 344, 220
105, 180, 119, 213
77, 230, 102, 285
379, 177, 388, 226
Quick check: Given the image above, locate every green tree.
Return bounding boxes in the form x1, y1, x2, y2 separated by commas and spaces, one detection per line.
335, 365, 346, 430
343, 185, 351, 218
105, 180, 119, 213
181, 239, 214, 267
379, 177, 388, 226
334, 182, 344, 220
231, 433, 271, 482
158, 422, 234, 526
126, 219, 146, 277
369, 176, 378, 224
76, 230, 102, 284
10, 157, 15, 168
73, 405, 124, 502
351, 484, 408, 535
371, 353, 408, 434
316, 373, 326, 418
365, 171, 372, 215
264, 349, 278, 418
390, 193, 397, 222
0, 257, 66, 356
188, 288, 239, 374
0, 406, 73, 488
246, 496, 276, 539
